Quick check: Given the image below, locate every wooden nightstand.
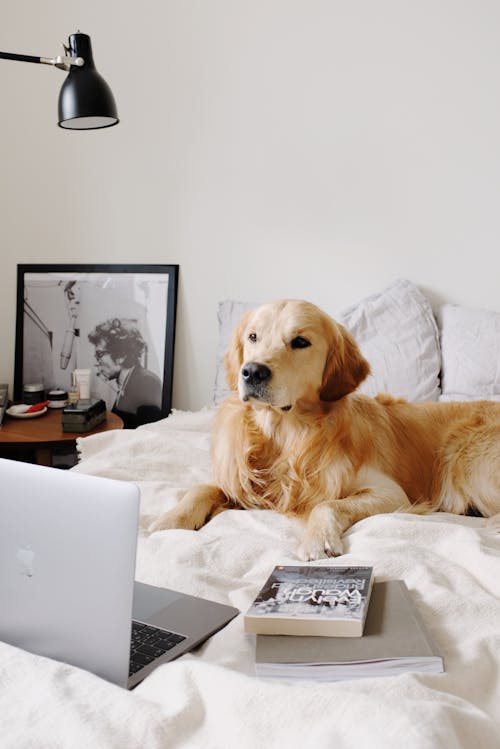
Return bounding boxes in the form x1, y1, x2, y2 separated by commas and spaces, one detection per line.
0, 408, 123, 466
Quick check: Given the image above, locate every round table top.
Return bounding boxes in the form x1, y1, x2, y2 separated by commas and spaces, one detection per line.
0, 407, 124, 447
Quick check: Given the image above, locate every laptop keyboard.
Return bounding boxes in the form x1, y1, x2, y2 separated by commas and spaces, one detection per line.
129, 620, 187, 676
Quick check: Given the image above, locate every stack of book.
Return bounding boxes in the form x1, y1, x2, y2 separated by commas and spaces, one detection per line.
244, 565, 444, 681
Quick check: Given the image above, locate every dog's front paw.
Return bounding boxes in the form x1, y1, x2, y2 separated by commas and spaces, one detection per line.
298, 528, 344, 561
298, 504, 345, 560
149, 485, 226, 534
149, 507, 200, 533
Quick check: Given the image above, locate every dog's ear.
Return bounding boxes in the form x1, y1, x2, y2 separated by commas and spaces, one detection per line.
224, 310, 253, 391
320, 322, 370, 401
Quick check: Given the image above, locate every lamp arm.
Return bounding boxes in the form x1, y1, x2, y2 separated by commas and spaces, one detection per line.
0, 51, 84, 71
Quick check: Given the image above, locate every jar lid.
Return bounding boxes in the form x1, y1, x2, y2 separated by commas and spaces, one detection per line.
47, 389, 68, 400
23, 383, 44, 392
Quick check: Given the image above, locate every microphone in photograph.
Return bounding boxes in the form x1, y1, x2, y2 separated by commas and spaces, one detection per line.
60, 329, 76, 370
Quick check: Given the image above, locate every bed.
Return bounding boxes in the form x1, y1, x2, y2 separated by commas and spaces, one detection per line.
1, 280, 500, 748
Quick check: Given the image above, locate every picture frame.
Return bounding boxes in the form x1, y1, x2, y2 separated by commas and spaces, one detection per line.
15, 264, 179, 428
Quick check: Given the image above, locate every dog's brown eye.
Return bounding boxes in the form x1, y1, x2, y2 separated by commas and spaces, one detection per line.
291, 336, 311, 349
248, 333, 257, 343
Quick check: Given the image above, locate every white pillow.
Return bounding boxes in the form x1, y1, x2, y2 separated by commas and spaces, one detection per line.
214, 300, 259, 405
341, 279, 441, 402
213, 279, 442, 404
439, 303, 500, 402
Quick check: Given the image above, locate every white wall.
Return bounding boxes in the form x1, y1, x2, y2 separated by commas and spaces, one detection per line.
2, 1, 500, 411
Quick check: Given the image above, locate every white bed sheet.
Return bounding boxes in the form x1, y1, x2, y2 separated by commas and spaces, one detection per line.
2, 409, 500, 749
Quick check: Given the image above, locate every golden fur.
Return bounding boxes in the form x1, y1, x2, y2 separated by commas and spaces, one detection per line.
152, 300, 500, 559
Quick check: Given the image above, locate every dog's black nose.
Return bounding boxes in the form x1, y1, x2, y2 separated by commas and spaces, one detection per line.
241, 362, 272, 384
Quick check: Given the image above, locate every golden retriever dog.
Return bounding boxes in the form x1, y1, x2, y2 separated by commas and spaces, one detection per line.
152, 299, 500, 560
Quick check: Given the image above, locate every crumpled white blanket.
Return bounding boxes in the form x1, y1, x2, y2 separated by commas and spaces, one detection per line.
1, 409, 500, 749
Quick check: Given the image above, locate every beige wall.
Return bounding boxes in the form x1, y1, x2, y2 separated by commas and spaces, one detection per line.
2, 1, 500, 410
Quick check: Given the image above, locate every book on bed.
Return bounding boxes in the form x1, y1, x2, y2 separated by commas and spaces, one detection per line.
254, 580, 444, 680
244, 565, 374, 637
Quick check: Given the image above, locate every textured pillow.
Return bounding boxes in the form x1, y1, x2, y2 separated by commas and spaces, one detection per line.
213, 279, 441, 405
439, 303, 500, 402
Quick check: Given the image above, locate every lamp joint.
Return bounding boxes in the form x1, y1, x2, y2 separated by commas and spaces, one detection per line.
40, 54, 85, 71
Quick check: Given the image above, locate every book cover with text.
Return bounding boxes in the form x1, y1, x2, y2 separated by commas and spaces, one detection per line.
245, 565, 374, 637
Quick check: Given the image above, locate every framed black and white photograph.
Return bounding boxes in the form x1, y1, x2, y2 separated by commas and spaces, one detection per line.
15, 264, 179, 428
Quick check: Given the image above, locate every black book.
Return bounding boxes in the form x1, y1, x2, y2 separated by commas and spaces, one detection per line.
255, 580, 444, 680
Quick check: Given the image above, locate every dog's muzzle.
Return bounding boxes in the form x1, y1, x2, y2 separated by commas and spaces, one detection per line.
240, 362, 272, 401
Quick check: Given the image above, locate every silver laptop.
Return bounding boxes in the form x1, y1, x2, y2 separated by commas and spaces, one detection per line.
0, 458, 239, 689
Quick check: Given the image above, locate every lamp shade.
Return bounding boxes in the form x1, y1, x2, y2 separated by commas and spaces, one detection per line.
58, 33, 118, 129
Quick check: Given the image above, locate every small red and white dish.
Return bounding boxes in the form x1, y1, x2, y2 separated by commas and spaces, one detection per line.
6, 404, 48, 419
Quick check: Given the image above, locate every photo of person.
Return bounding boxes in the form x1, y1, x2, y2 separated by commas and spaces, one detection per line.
15, 265, 178, 427
88, 318, 162, 428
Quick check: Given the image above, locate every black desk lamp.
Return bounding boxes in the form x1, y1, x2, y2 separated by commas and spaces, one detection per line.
0, 32, 118, 129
